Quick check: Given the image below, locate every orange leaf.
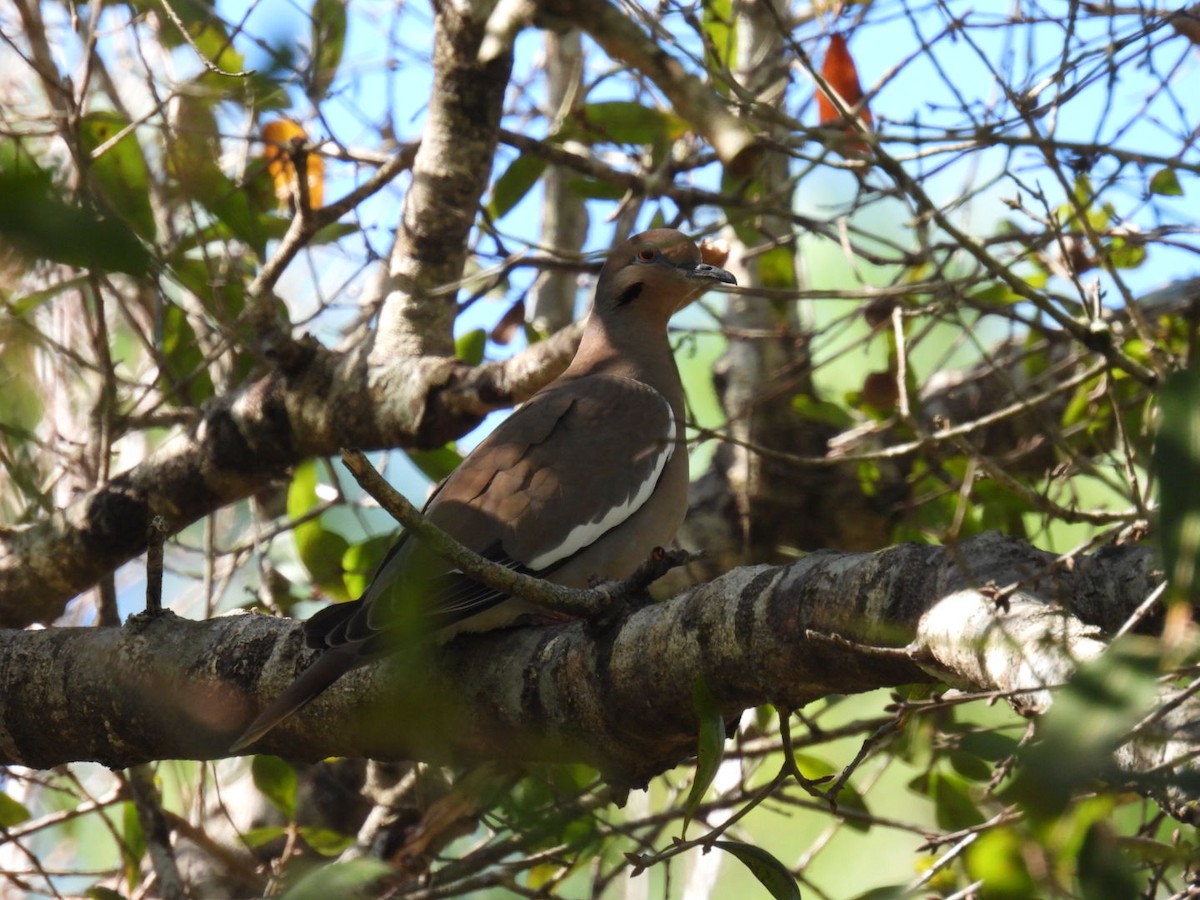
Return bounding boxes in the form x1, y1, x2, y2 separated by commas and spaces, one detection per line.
262, 119, 325, 211
816, 34, 872, 154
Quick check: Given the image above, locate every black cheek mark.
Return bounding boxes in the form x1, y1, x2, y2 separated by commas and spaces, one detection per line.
616, 282, 643, 306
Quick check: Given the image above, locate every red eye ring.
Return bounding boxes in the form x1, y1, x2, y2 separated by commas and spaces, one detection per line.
637, 248, 657, 261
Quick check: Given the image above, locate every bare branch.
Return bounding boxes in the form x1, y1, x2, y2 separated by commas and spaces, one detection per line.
2, 533, 1186, 819
374, 4, 514, 360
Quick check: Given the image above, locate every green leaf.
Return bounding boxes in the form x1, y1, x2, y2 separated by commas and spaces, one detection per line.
754, 244, 797, 290
789, 753, 869, 830
1087, 200, 1115, 233
1060, 379, 1094, 429
235, 67, 293, 113
168, 137, 268, 256
855, 459, 882, 498
87, 889, 128, 900
299, 826, 356, 856
0, 322, 44, 434
527, 862, 560, 891
309, 0, 348, 100
0, 792, 30, 828
455, 328, 487, 365
498, 768, 602, 852
243, 153, 280, 215
158, 301, 214, 407
252, 755, 299, 819
341, 534, 392, 598
683, 676, 726, 834
79, 112, 157, 240
167, 93, 225, 203
1106, 236, 1145, 270
121, 801, 146, 890
310, 221, 360, 245
965, 827, 1036, 898
133, 0, 243, 71
1071, 173, 1094, 208
790, 752, 835, 781
1005, 641, 1161, 819
791, 394, 853, 429
562, 176, 627, 201
574, 101, 688, 146
487, 153, 547, 221
830, 781, 872, 832
1078, 822, 1139, 900
930, 770, 986, 830
240, 825, 289, 848
308, 534, 352, 599
0, 142, 151, 276
179, 213, 354, 254
170, 254, 248, 321
288, 460, 350, 600
849, 888, 908, 900
6, 277, 87, 317
1154, 367, 1200, 602
701, 0, 737, 75
408, 443, 463, 482
1149, 167, 1183, 196
204, 171, 270, 258
712, 841, 801, 900
279, 858, 392, 900
956, 729, 1020, 763
968, 282, 1019, 306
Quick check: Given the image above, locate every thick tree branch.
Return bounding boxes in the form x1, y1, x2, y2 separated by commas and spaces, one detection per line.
2, 534, 1188, 820
374, 3, 514, 360
0, 325, 582, 627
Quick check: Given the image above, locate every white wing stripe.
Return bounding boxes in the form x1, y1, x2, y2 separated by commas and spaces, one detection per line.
526, 401, 675, 571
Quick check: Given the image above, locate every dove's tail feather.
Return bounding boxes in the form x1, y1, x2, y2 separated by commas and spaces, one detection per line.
229, 650, 360, 753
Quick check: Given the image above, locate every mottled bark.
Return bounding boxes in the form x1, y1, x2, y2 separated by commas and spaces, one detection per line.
2, 533, 1186, 821
0, 326, 582, 627
374, 3, 514, 360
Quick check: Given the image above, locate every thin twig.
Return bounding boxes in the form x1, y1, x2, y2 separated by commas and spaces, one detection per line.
126, 765, 185, 900
156, 0, 253, 77
145, 515, 167, 614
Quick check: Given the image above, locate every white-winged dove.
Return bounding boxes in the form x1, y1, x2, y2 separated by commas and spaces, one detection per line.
232, 228, 736, 751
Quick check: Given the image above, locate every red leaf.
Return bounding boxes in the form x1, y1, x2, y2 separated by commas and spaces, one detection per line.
816, 34, 872, 155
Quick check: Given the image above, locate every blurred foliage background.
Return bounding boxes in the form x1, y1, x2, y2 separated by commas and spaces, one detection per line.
1, 0, 1198, 895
